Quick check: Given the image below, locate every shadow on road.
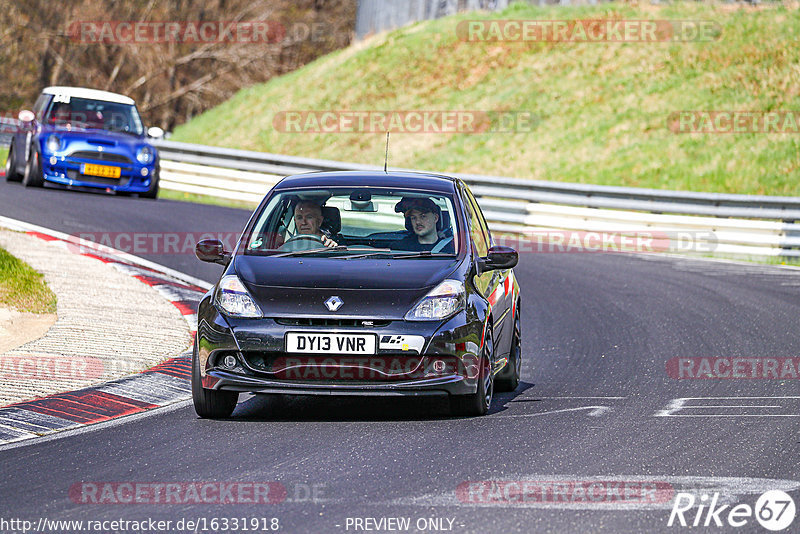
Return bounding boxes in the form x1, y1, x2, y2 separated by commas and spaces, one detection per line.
219, 380, 535, 423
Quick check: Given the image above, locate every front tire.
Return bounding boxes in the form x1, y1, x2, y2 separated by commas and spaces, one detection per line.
140, 167, 159, 199
451, 326, 494, 417
192, 343, 238, 419
22, 149, 44, 188
5, 143, 21, 182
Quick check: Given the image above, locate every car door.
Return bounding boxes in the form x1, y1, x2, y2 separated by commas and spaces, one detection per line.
463, 185, 514, 364
460, 185, 506, 371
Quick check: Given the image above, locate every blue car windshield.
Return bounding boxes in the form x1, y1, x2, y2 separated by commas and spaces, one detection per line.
45, 98, 144, 136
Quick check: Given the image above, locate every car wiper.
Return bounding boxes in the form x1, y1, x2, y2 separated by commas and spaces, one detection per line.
107, 128, 138, 137
334, 248, 395, 260
338, 250, 453, 260
388, 251, 454, 259
271, 245, 350, 258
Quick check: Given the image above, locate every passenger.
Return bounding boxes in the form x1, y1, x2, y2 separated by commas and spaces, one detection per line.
392, 197, 455, 253
287, 200, 338, 248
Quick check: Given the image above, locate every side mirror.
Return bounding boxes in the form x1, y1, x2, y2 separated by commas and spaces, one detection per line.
196, 239, 231, 266
18, 110, 35, 123
479, 245, 518, 272
147, 126, 165, 139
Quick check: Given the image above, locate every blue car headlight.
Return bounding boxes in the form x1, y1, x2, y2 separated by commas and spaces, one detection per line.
136, 145, 154, 165
45, 135, 61, 153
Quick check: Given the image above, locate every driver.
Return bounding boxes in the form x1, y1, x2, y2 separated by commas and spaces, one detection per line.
392, 197, 454, 253
289, 200, 338, 248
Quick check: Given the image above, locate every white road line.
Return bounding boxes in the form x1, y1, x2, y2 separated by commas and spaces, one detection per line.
384, 475, 800, 511
494, 406, 612, 418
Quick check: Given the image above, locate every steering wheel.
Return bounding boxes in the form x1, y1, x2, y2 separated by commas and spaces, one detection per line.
278, 234, 326, 251
283, 234, 324, 245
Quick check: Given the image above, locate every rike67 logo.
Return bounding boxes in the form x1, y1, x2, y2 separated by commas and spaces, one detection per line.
668, 490, 796, 531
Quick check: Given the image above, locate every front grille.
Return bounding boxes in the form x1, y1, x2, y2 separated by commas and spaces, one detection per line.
69, 151, 132, 164
275, 318, 391, 328
66, 170, 130, 186
241, 351, 426, 381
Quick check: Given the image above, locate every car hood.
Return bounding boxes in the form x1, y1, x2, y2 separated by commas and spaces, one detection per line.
42, 126, 146, 152
234, 255, 461, 319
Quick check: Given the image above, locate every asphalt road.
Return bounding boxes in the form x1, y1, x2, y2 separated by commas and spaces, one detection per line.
1, 181, 799, 534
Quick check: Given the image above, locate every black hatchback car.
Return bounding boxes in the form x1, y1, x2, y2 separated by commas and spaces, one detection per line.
193, 171, 521, 418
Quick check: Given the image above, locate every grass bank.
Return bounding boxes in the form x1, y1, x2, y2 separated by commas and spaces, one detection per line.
0, 246, 57, 314
171, 1, 800, 196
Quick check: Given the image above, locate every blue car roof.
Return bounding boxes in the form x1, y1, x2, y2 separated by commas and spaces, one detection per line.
273, 171, 458, 193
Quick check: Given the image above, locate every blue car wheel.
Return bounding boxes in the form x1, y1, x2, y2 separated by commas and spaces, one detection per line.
4, 143, 22, 182
22, 149, 44, 188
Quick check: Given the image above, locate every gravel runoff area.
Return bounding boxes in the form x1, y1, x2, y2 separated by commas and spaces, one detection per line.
0, 229, 192, 406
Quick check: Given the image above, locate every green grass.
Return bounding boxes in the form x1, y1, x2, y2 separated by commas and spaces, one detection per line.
0, 246, 57, 314
0, 146, 7, 168
171, 1, 800, 196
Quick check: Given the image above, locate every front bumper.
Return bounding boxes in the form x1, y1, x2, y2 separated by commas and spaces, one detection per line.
41, 154, 156, 192
205, 370, 470, 397
196, 297, 485, 398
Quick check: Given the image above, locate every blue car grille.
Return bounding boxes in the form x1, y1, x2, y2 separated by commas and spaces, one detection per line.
66, 170, 130, 186
68, 151, 132, 164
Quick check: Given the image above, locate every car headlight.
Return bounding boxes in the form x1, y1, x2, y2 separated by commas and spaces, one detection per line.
405, 279, 465, 321
215, 275, 262, 318
45, 135, 61, 153
136, 145, 154, 164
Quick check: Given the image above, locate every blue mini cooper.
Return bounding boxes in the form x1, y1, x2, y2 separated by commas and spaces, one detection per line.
5, 86, 162, 198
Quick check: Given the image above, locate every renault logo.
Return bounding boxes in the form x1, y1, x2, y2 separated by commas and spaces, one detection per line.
325, 296, 343, 312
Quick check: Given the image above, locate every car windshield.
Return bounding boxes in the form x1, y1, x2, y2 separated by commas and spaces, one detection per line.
45, 97, 144, 136
245, 187, 460, 257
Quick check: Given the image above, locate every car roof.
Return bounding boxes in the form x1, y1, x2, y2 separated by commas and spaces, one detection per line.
273, 171, 458, 193
42, 86, 135, 106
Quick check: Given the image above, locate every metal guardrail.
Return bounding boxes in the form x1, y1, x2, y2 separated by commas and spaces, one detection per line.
152, 139, 800, 259
3, 134, 797, 258
0, 117, 18, 147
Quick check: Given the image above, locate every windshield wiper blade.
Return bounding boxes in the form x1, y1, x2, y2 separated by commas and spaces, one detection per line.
108, 128, 137, 137
388, 251, 454, 259
334, 248, 395, 260
271, 245, 350, 258
338, 250, 454, 260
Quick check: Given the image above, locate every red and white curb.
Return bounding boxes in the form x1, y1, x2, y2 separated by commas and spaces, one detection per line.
0, 216, 211, 445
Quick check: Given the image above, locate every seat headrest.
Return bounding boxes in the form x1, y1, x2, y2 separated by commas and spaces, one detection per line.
321, 206, 341, 234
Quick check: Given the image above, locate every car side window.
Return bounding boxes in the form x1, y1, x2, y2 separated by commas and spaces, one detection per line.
461, 189, 489, 257
465, 187, 493, 249
33, 94, 51, 122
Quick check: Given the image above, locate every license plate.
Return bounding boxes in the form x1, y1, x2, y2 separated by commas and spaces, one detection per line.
82, 163, 121, 178
286, 332, 377, 354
